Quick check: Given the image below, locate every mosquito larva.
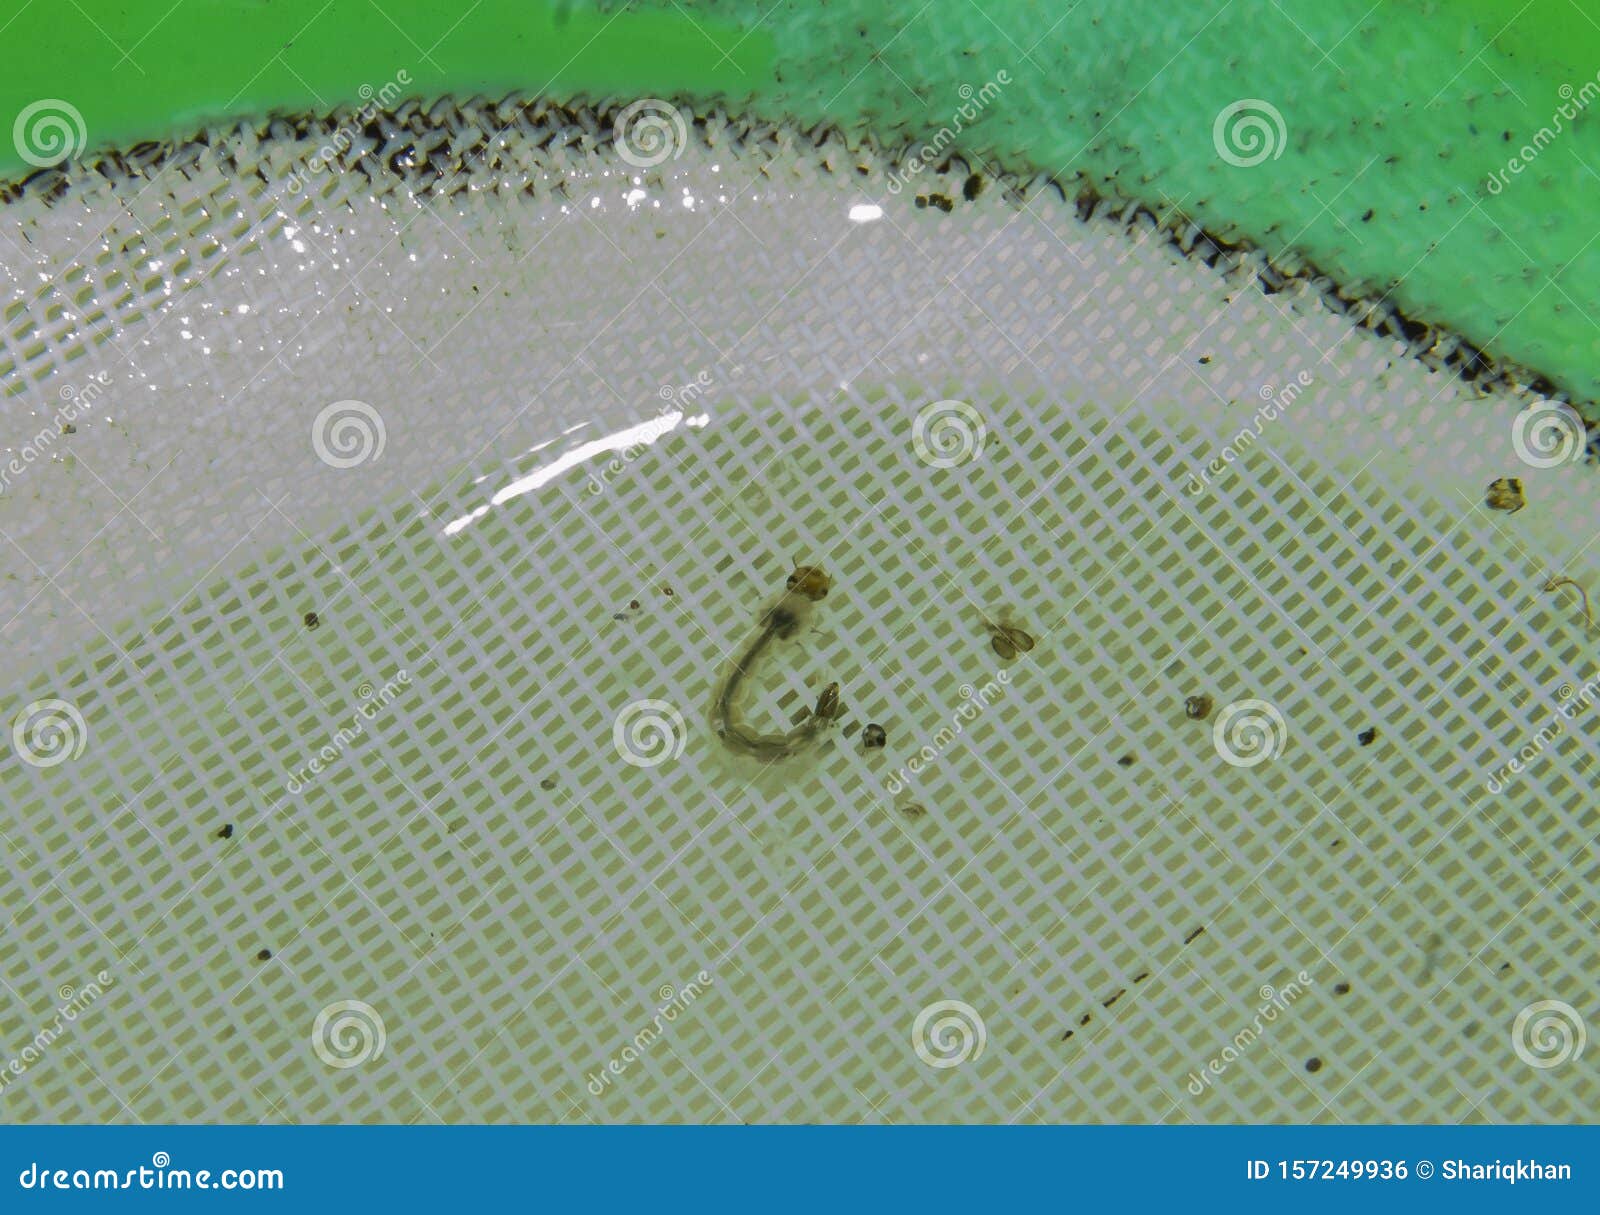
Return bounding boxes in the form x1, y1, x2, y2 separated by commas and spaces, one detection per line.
712, 562, 843, 761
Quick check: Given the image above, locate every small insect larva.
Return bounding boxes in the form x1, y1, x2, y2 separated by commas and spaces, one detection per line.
1544, 576, 1595, 632
712, 563, 843, 762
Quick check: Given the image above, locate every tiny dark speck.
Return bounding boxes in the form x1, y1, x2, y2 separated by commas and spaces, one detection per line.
1333, 981, 1350, 995
1357, 727, 1377, 746
1197, 355, 1212, 365
540, 777, 557, 791
1361, 209, 1374, 222
256, 949, 272, 962
1116, 754, 1135, 767
304, 611, 320, 630
217, 823, 233, 839
1305, 1057, 1323, 1073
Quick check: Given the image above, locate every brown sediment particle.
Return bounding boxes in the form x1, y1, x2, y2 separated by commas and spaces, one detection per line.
1185, 694, 1213, 720
1484, 476, 1525, 514
984, 617, 1035, 662
1184, 925, 1207, 945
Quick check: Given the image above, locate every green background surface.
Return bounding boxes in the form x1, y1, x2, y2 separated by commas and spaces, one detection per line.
5, 0, 1600, 412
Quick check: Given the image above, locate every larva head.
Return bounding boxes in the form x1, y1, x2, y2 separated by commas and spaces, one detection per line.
785, 562, 831, 601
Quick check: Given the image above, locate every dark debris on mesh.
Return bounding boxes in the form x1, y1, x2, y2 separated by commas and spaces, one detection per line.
2, 93, 1595, 441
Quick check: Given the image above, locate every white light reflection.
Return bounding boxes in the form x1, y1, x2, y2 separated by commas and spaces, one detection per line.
441, 409, 709, 537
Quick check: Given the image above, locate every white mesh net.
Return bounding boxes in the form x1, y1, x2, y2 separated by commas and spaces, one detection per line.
1, 98, 1596, 1123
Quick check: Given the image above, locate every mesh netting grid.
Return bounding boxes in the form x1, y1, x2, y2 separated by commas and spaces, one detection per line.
1, 97, 1597, 1125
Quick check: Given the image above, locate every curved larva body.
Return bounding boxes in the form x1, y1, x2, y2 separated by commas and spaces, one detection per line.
711, 575, 842, 762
